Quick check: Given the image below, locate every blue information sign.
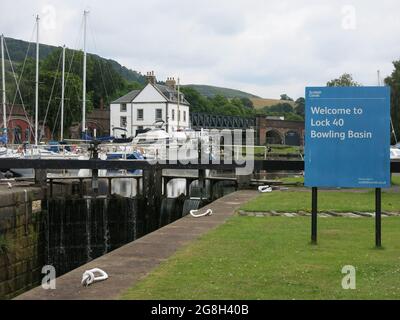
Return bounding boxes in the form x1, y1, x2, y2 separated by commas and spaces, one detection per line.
305, 86, 391, 188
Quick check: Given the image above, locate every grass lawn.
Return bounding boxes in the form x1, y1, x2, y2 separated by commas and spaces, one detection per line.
121, 216, 400, 300
275, 175, 400, 186
392, 175, 400, 186
240, 190, 400, 213
280, 176, 305, 184
242, 145, 303, 158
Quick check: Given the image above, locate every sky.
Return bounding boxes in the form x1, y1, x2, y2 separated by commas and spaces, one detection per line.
1, 0, 400, 99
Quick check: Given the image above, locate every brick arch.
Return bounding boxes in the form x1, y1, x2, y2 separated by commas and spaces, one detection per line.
6, 117, 33, 144
265, 129, 284, 145
257, 117, 305, 146
284, 130, 301, 146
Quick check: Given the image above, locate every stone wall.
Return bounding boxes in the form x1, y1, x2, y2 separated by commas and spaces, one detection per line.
0, 187, 45, 299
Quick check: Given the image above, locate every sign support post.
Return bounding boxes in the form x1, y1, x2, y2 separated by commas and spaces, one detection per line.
311, 187, 318, 244
375, 188, 382, 248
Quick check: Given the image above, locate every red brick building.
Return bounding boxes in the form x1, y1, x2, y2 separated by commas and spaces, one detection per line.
256, 116, 305, 146
0, 104, 51, 144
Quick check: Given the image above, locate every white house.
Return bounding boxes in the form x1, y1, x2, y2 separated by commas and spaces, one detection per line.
110, 72, 190, 137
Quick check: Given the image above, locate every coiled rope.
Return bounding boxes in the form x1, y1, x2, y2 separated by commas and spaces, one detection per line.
258, 185, 272, 193
81, 268, 108, 287
190, 209, 213, 218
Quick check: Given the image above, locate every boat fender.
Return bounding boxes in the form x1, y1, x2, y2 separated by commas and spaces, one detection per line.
190, 209, 213, 218
258, 185, 272, 193
81, 268, 109, 287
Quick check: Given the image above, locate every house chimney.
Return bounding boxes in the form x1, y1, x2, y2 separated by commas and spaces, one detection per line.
146, 71, 157, 85
166, 77, 176, 89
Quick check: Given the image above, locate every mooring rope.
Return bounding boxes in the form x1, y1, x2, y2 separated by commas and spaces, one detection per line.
258, 185, 272, 193
190, 209, 213, 218
81, 268, 108, 287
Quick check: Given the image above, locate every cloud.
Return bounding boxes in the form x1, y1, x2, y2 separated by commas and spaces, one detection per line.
1, 0, 399, 98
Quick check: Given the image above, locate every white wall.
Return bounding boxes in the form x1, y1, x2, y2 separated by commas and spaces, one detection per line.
110, 103, 132, 137
131, 102, 167, 135
167, 103, 190, 132
110, 83, 191, 137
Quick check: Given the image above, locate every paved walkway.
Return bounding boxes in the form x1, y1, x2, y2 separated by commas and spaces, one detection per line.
16, 190, 258, 300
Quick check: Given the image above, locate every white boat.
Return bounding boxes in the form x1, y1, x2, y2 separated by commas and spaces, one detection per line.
104, 127, 213, 162
391, 147, 400, 160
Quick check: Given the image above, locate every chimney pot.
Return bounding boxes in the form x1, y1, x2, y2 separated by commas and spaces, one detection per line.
146, 71, 157, 84
166, 76, 177, 90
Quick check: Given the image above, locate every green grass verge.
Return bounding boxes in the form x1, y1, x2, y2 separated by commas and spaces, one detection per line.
276, 175, 399, 186
242, 145, 302, 157
121, 216, 400, 300
280, 176, 304, 184
392, 175, 400, 186
240, 190, 400, 213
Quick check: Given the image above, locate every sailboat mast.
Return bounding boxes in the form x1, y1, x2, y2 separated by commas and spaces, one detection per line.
377, 70, 381, 86
1, 34, 6, 138
82, 10, 88, 135
61, 45, 65, 141
177, 77, 180, 129
35, 15, 40, 146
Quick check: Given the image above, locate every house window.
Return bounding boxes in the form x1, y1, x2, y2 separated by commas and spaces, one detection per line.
120, 103, 127, 112
172, 109, 175, 121
137, 109, 144, 121
178, 110, 181, 122
155, 109, 163, 121
120, 116, 127, 127
183, 111, 187, 122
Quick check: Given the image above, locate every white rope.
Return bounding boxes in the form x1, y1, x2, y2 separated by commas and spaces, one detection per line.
81, 268, 108, 287
190, 209, 213, 218
258, 185, 272, 193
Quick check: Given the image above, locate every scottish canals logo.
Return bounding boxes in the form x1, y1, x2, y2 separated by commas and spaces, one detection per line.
308, 90, 322, 98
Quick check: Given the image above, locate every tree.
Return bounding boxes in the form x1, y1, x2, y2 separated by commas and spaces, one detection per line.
18, 56, 86, 140
268, 103, 294, 113
240, 97, 254, 109
385, 60, 400, 143
181, 87, 255, 117
14, 47, 141, 140
180, 87, 213, 113
295, 97, 305, 118
280, 94, 293, 101
327, 73, 361, 87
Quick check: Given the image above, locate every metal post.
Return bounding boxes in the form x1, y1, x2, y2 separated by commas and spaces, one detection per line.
375, 188, 382, 248
108, 177, 112, 196
89, 141, 99, 195
311, 187, 318, 244
186, 179, 191, 197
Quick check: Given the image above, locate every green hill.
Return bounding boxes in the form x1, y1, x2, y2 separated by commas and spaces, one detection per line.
184, 84, 260, 99
3, 37, 146, 84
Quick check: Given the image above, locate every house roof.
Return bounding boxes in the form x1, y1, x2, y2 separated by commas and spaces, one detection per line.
112, 83, 190, 105
153, 84, 190, 105
111, 90, 140, 103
